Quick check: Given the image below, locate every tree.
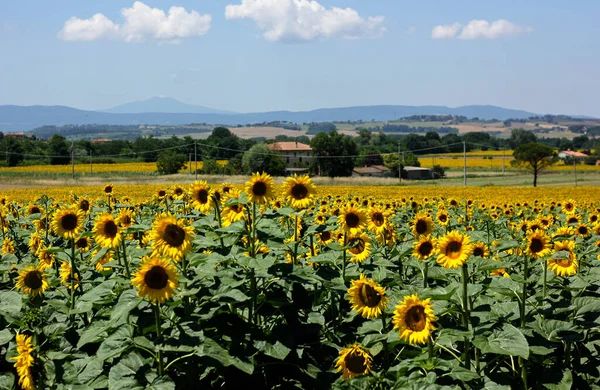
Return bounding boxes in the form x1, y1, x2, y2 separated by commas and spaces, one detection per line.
241, 144, 285, 175
205, 127, 241, 159
1, 137, 24, 167
156, 150, 186, 174
383, 152, 420, 178
310, 131, 357, 177
509, 129, 537, 149
48, 134, 71, 165
512, 143, 557, 187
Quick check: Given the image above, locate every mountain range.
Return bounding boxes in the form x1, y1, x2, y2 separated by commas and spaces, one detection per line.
0, 99, 540, 132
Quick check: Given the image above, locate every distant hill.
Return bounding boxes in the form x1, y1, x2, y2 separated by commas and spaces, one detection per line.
101, 97, 234, 115
0, 104, 538, 132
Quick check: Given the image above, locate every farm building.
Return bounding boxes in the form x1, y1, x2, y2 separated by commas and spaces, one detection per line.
268, 142, 312, 169
404, 166, 433, 180
558, 149, 587, 162
352, 165, 391, 177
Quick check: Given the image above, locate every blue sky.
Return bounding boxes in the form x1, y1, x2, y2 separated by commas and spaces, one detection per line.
0, 0, 598, 116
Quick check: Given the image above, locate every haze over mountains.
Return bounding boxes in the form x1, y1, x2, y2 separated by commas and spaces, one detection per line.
0, 98, 540, 132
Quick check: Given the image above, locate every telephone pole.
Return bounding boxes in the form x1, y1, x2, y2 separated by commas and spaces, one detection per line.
71, 140, 75, 180
398, 143, 401, 185
90, 150, 93, 176
194, 142, 198, 181
463, 142, 467, 186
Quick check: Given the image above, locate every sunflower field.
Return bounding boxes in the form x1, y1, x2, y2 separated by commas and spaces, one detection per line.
1, 176, 600, 389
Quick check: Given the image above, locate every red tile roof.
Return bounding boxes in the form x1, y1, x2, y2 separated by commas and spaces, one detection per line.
268, 142, 312, 152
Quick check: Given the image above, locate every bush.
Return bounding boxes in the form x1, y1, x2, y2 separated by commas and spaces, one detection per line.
432, 165, 446, 178
156, 151, 186, 174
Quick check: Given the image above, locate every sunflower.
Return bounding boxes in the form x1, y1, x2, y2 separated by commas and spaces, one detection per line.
594, 223, 600, 236
36, 216, 48, 232
335, 344, 372, 380
436, 209, 450, 226
156, 188, 167, 199
347, 274, 389, 319
491, 268, 510, 278
37, 245, 55, 270
436, 230, 473, 269
151, 214, 194, 262
575, 223, 591, 238
566, 215, 581, 225
103, 183, 114, 195
412, 212, 434, 237
51, 206, 84, 240
554, 226, 574, 237
16, 266, 49, 297
131, 256, 179, 303
563, 199, 576, 214
245, 172, 275, 204
413, 235, 436, 261
189, 181, 214, 213
60, 261, 79, 290
93, 213, 122, 249
339, 206, 367, 235
2, 237, 15, 255
75, 236, 92, 253
472, 242, 490, 258
28, 232, 43, 255
317, 230, 334, 246
282, 174, 316, 210
367, 206, 390, 235
589, 214, 599, 225
548, 240, 578, 277
26, 204, 42, 216
346, 232, 371, 263
221, 189, 247, 227
77, 197, 92, 214
118, 209, 135, 229
525, 231, 552, 259
11, 334, 36, 390
171, 185, 186, 200
392, 293, 436, 345
92, 249, 114, 272
314, 212, 327, 225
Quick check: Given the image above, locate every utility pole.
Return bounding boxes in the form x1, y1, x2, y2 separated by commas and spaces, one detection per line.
398, 143, 401, 185
502, 149, 505, 175
194, 142, 198, 181
574, 157, 578, 187
90, 150, 93, 176
463, 142, 467, 186
189, 153, 192, 175
71, 140, 75, 180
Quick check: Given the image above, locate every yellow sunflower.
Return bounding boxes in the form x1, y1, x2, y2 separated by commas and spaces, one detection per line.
554, 226, 574, 237
28, 232, 43, 255
151, 214, 194, 262
131, 256, 179, 303
472, 242, 490, 258
103, 183, 114, 195
51, 206, 84, 240
189, 181, 214, 213
436, 209, 450, 226
575, 224, 591, 238
317, 230, 335, 246
118, 209, 135, 229
15, 266, 49, 297
77, 197, 92, 214
525, 231, 552, 259
93, 213, 122, 249
37, 245, 55, 270
563, 199, 576, 214
491, 268, 510, 278
281, 174, 316, 210
413, 235, 436, 261
156, 188, 167, 200
347, 274, 389, 319
367, 206, 390, 235
11, 334, 36, 390
548, 241, 578, 277
335, 344, 372, 380
412, 212, 434, 237
339, 206, 367, 235
436, 230, 473, 269
75, 236, 92, 253
60, 261, 79, 290
171, 185, 186, 200
35, 215, 49, 232
92, 249, 114, 272
2, 237, 15, 255
26, 204, 42, 216
245, 172, 275, 204
346, 232, 371, 263
392, 293, 436, 345
221, 189, 247, 227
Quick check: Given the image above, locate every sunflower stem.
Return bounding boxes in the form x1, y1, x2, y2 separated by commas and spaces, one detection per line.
213, 198, 225, 250
121, 239, 131, 279
154, 303, 164, 376
342, 232, 347, 285
381, 314, 389, 369
70, 239, 76, 320
461, 264, 471, 370
520, 255, 529, 388
423, 262, 428, 288
428, 337, 434, 360
0, 210, 5, 240
543, 259, 548, 299
293, 214, 299, 266
181, 254, 190, 320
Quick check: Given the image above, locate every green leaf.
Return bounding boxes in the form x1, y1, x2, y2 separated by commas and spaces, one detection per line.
79, 280, 117, 304
489, 277, 521, 297
574, 296, 600, 317
109, 289, 142, 326
254, 340, 291, 360
472, 324, 529, 359
97, 325, 133, 361
0, 329, 12, 345
212, 289, 250, 303
0, 372, 15, 390
108, 351, 148, 390
0, 291, 22, 319
543, 369, 572, 390
78, 358, 104, 385
196, 337, 254, 374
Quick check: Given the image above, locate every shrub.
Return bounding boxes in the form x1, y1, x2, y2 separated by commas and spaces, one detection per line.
156, 150, 186, 174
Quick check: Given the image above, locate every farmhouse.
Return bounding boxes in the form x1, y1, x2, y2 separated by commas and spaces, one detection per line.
404, 166, 433, 180
268, 142, 312, 170
558, 149, 587, 162
352, 165, 391, 177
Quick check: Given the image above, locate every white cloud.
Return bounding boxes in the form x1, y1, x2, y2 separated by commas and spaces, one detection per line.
432, 19, 533, 40
58, 1, 211, 43
225, 0, 385, 42
431, 23, 461, 39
